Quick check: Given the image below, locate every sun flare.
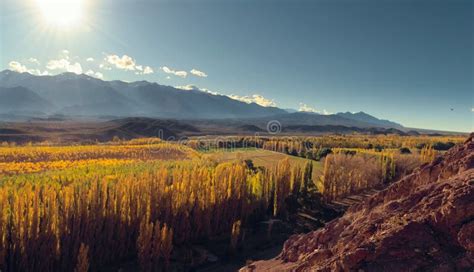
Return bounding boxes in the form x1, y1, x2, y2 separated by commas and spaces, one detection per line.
36, 0, 84, 27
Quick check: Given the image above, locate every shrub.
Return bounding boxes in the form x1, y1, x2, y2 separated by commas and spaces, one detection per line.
399, 147, 411, 154
374, 144, 384, 152
339, 150, 357, 156
315, 148, 332, 160
432, 141, 455, 151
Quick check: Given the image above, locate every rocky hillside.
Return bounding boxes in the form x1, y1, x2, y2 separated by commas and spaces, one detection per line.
242, 134, 473, 271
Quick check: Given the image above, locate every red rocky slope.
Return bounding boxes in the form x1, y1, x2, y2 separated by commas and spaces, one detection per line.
242, 134, 474, 271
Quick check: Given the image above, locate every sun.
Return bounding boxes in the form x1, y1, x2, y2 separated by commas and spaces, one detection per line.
36, 0, 84, 27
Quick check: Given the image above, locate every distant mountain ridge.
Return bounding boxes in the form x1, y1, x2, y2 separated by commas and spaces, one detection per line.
336, 111, 403, 129
0, 70, 286, 119
0, 70, 404, 129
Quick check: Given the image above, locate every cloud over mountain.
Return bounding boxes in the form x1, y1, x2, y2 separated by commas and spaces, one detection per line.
47, 58, 83, 74
135, 65, 154, 75
299, 103, 331, 115
85, 70, 104, 79
176, 84, 277, 107
175, 84, 219, 95
8, 61, 28, 73
102, 53, 155, 75
9, 61, 49, 76
229, 94, 277, 107
105, 54, 137, 70
161, 66, 187, 78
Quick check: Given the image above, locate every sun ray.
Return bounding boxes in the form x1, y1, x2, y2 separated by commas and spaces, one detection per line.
36, 0, 84, 27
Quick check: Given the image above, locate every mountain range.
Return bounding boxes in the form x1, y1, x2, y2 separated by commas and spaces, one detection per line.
0, 70, 404, 130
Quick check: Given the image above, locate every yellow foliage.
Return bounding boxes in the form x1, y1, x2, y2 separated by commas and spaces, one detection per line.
0, 139, 305, 271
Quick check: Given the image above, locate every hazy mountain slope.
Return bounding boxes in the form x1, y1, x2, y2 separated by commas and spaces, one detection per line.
0, 70, 406, 129
0, 71, 136, 115
254, 112, 380, 128
0, 86, 52, 114
123, 83, 286, 118
337, 111, 403, 129
0, 70, 286, 119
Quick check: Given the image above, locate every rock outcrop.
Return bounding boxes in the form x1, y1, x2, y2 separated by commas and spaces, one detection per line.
242, 134, 474, 271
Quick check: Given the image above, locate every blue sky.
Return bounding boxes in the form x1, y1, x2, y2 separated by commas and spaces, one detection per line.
1, 0, 472, 132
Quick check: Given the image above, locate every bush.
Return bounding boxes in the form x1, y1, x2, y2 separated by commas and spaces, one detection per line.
244, 159, 256, 171
339, 150, 357, 156
315, 148, 332, 160
432, 141, 455, 151
374, 144, 384, 152
399, 147, 411, 154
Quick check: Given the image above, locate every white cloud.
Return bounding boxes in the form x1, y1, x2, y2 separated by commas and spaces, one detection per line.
105, 54, 136, 70
59, 50, 71, 60
8, 61, 48, 76
135, 66, 154, 75
85, 69, 104, 79
99, 64, 112, 70
46, 58, 83, 74
175, 84, 219, 95
103, 54, 154, 75
175, 71, 187, 78
229, 94, 277, 107
166, 76, 171, 79
472, 108, 474, 112
34, 69, 49, 76
162, 66, 172, 73
175, 85, 277, 106
190, 68, 208, 78
175, 84, 199, 91
28, 58, 40, 65
86, 57, 94, 62
8, 61, 28, 73
298, 103, 331, 115
298, 103, 317, 113
143, 66, 153, 74
161, 66, 187, 78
